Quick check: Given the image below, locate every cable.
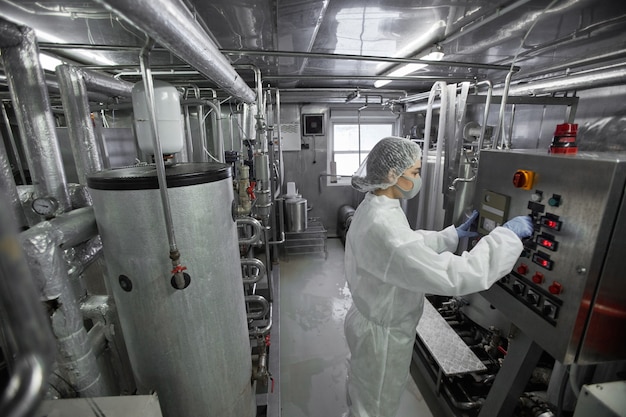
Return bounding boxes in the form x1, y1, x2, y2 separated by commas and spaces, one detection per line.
509, 0, 560, 73
556, 366, 570, 417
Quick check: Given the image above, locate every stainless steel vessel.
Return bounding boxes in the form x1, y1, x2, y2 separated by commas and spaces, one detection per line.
88, 163, 255, 417
285, 197, 307, 232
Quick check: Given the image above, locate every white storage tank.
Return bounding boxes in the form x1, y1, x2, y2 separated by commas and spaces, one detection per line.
87, 163, 255, 417
132, 80, 185, 155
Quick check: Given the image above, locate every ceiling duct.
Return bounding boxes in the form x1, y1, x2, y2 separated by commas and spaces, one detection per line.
503, 66, 626, 96
95, 0, 256, 104
80, 68, 134, 98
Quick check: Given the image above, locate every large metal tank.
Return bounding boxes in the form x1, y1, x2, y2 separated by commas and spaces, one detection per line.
87, 163, 255, 417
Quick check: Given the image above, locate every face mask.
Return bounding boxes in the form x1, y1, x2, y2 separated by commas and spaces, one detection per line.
395, 175, 422, 199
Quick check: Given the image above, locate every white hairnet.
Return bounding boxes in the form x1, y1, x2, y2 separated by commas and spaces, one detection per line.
351, 136, 422, 193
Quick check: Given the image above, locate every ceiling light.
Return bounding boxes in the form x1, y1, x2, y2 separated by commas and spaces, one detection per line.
421, 44, 444, 62
374, 45, 444, 88
39, 53, 65, 71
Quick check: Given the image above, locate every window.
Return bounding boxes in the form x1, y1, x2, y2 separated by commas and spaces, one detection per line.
328, 110, 398, 185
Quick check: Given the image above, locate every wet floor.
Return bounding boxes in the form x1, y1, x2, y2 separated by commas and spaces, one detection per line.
279, 237, 434, 417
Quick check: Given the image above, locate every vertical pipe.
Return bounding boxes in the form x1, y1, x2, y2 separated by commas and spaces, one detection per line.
0, 199, 55, 417
56, 65, 104, 185
183, 105, 195, 161
197, 105, 209, 162
476, 80, 493, 154
203, 101, 225, 163
1, 102, 26, 185
0, 130, 28, 229
494, 71, 513, 149
19, 208, 110, 397
0, 22, 70, 212
138, 39, 186, 289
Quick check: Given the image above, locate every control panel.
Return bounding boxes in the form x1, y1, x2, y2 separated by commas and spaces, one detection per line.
474, 150, 626, 364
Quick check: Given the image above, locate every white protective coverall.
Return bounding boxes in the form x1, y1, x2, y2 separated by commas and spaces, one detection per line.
344, 192, 523, 417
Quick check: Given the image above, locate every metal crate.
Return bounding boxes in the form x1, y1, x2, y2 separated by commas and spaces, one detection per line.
283, 217, 327, 259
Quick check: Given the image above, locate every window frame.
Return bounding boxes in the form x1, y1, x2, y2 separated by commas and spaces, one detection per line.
327, 110, 400, 186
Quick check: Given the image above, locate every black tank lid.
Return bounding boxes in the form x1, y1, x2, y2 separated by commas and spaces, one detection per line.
87, 163, 232, 190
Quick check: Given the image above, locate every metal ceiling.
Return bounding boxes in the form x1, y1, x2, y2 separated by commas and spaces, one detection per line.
1, 0, 625, 99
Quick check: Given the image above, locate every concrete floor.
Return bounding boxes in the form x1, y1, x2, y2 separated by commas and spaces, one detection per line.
279, 237, 434, 417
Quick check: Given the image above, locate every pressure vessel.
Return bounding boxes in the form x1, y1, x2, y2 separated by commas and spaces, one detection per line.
87, 163, 255, 417
132, 80, 184, 155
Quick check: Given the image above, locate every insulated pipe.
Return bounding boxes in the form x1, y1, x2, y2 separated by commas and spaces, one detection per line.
235, 64, 264, 116
0, 22, 71, 212
19, 207, 111, 397
56, 65, 104, 185
0, 199, 55, 417
503, 66, 626, 96
0, 130, 28, 229
43, 72, 111, 104
1, 102, 26, 185
95, 0, 256, 104
80, 68, 133, 98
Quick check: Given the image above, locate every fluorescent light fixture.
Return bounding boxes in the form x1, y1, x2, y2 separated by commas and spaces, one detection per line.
35, 29, 117, 67
39, 53, 65, 71
374, 45, 444, 88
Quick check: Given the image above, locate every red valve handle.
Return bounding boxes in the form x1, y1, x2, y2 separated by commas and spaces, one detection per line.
171, 265, 188, 275
247, 181, 257, 200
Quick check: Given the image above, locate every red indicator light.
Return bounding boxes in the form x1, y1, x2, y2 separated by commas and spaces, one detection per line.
536, 234, 559, 251
540, 216, 562, 231
532, 253, 554, 270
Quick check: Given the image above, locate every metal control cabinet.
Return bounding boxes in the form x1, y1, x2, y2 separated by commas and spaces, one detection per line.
474, 150, 626, 364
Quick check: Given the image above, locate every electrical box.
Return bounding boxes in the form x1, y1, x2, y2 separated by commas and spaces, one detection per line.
573, 381, 626, 417
302, 113, 324, 136
474, 150, 626, 364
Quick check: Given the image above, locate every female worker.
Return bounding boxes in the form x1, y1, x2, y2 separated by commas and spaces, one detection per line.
344, 136, 533, 417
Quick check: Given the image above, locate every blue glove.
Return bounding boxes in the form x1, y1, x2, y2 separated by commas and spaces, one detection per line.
456, 210, 480, 239
502, 215, 534, 239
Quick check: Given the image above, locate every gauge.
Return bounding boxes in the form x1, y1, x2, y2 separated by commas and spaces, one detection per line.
31, 197, 59, 216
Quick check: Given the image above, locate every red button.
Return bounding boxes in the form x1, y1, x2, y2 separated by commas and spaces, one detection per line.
517, 264, 529, 275
532, 272, 544, 284
549, 281, 563, 295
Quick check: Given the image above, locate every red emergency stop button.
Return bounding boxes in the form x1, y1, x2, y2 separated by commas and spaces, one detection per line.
532, 272, 544, 284
517, 264, 529, 275
512, 169, 536, 190
548, 281, 563, 295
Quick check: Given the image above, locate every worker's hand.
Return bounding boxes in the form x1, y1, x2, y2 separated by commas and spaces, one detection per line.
456, 210, 480, 239
502, 216, 534, 239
